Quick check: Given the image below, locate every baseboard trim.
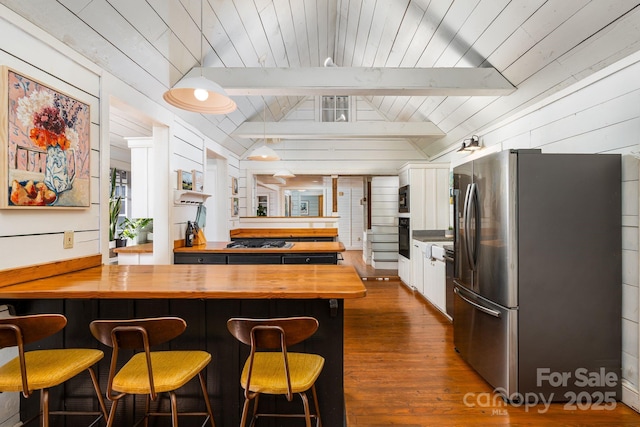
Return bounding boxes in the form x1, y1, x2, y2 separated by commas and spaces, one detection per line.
622, 380, 640, 413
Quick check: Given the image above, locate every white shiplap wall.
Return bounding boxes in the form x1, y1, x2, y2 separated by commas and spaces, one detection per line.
171, 122, 205, 242
0, 12, 102, 425
437, 54, 640, 410
337, 176, 364, 250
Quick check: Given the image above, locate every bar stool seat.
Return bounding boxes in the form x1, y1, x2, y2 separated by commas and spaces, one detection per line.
112, 350, 211, 394
241, 352, 324, 395
0, 348, 104, 392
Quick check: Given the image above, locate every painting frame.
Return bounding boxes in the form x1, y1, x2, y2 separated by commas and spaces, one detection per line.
232, 197, 239, 217
192, 169, 204, 192
300, 200, 309, 216
1, 66, 91, 209
178, 169, 192, 191
231, 176, 238, 195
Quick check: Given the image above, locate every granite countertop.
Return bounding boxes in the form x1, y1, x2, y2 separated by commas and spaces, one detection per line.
412, 229, 453, 242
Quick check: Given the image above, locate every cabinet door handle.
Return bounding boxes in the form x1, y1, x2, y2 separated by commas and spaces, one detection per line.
197, 257, 204, 263
305, 257, 311, 263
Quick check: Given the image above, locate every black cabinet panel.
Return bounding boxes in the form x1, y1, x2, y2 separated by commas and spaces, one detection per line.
174, 253, 227, 264
174, 252, 339, 265
282, 254, 337, 264
227, 254, 283, 264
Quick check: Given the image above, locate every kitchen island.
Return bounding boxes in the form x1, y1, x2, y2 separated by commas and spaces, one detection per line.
0, 263, 366, 426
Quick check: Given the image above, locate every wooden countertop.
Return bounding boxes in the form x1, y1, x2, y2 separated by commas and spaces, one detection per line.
0, 264, 366, 300
174, 241, 345, 254
230, 228, 338, 238
113, 242, 153, 254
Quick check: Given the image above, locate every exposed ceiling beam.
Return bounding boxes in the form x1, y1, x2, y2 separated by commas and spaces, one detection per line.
233, 121, 445, 139
190, 67, 516, 96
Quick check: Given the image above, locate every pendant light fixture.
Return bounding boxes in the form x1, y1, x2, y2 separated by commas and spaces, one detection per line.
246, 96, 280, 161
247, 57, 280, 161
273, 140, 295, 178
163, 3, 236, 114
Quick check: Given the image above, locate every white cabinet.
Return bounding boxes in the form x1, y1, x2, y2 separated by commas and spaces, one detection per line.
408, 165, 450, 231
411, 240, 425, 293
128, 138, 154, 218
423, 245, 447, 315
398, 254, 411, 286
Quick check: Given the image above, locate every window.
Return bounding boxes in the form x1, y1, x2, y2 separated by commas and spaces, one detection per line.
321, 96, 349, 122
111, 168, 130, 234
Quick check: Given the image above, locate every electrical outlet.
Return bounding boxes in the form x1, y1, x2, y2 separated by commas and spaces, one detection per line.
63, 230, 74, 249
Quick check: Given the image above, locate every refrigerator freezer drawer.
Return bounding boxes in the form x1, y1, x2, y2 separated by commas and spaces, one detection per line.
453, 283, 517, 396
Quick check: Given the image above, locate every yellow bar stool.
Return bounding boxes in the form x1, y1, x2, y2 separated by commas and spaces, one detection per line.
0, 310, 108, 427
89, 316, 215, 427
227, 316, 324, 427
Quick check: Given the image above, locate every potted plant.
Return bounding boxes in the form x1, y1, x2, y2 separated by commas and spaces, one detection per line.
119, 218, 152, 246
257, 205, 267, 216
109, 168, 122, 247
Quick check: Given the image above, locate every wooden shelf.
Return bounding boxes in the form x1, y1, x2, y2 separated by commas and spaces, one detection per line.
174, 190, 211, 205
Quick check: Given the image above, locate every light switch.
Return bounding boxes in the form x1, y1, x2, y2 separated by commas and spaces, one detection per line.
63, 230, 74, 249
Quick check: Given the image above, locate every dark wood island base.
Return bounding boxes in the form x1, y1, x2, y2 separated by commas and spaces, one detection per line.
0, 264, 366, 427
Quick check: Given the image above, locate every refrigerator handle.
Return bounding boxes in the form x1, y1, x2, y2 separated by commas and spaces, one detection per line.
454, 287, 501, 318
463, 184, 473, 270
469, 183, 480, 270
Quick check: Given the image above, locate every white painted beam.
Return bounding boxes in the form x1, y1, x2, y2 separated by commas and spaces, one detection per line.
191, 67, 516, 96
233, 121, 445, 139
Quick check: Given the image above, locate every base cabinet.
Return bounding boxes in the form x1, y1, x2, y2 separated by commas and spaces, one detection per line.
175, 252, 338, 265
424, 257, 446, 314
398, 255, 410, 285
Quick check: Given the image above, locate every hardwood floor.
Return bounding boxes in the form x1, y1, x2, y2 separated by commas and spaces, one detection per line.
341, 251, 639, 426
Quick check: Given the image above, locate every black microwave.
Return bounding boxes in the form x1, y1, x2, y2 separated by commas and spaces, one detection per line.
399, 185, 409, 213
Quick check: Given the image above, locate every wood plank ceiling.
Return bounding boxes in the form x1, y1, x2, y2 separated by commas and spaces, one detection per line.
4, 0, 640, 161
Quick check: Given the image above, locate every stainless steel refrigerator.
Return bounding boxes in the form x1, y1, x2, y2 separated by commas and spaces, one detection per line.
453, 149, 621, 402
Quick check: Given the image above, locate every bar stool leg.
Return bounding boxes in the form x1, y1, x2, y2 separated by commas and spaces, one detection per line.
41, 389, 49, 427
88, 367, 109, 422
106, 399, 119, 427
301, 392, 312, 427
197, 371, 216, 427
170, 391, 178, 427
312, 384, 322, 427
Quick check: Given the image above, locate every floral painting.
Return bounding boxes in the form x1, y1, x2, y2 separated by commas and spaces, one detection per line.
1, 67, 90, 208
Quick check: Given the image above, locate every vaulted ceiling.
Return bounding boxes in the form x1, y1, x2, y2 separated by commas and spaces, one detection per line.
5, 0, 640, 163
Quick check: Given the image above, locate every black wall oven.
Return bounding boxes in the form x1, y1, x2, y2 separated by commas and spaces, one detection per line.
399, 185, 409, 213
398, 217, 410, 259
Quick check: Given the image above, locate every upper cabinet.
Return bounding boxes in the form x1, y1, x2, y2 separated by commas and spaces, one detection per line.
399, 163, 450, 231
128, 138, 153, 218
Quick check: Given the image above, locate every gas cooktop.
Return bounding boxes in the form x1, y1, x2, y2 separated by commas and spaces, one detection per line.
226, 240, 293, 249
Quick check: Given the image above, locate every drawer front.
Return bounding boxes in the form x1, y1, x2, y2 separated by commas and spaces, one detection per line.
174, 254, 227, 264
227, 254, 283, 264
282, 254, 337, 264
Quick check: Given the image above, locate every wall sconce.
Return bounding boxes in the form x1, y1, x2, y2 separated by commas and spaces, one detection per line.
457, 135, 482, 152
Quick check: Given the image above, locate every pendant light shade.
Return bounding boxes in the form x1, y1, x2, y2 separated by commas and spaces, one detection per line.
163, 75, 236, 114
273, 169, 295, 178
247, 145, 280, 161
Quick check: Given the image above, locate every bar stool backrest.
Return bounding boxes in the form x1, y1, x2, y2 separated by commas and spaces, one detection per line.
0, 314, 67, 349
90, 316, 186, 349
227, 316, 318, 349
